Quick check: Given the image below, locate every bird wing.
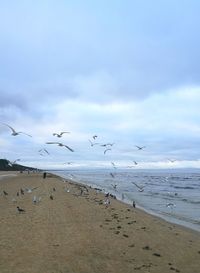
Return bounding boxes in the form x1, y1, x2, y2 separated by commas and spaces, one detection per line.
104, 148, 111, 154
63, 145, 74, 152
135, 145, 141, 149
132, 182, 144, 190
60, 131, 70, 135
46, 142, 59, 145
13, 159, 20, 164
18, 132, 32, 137
2, 123, 16, 133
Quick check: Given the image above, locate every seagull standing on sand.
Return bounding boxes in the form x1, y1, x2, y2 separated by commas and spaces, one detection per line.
2, 123, 32, 137
33, 195, 37, 204
46, 142, 74, 152
17, 206, 25, 213
53, 131, 70, 138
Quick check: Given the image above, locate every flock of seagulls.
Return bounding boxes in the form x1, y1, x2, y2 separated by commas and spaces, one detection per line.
1, 123, 149, 162
0, 122, 178, 212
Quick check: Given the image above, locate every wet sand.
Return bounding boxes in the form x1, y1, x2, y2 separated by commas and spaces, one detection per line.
0, 171, 200, 273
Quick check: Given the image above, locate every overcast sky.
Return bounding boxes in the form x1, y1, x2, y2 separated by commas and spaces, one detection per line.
1, 0, 200, 170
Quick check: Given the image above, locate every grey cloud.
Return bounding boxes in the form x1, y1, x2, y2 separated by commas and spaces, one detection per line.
0, 90, 27, 110
1, 0, 200, 107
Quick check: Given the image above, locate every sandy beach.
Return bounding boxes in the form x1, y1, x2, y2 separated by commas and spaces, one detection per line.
0, 171, 200, 273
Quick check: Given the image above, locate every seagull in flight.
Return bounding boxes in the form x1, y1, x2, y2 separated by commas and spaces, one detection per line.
88, 139, 99, 147
110, 172, 115, 178
25, 187, 39, 193
135, 145, 146, 150
131, 182, 145, 192
7, 159, 21, 167
127, 161, 138, 168
101, 143, 115, 147
111, 183, 117, 190
104, 148, 111, 154
53, 131, 70, 138
38, 148, 50, 155
46, 142, 74, 152
167, 159, 176, 163
63, 162, 73, 165
2, 123, 32, 137
111, 162, 117, 169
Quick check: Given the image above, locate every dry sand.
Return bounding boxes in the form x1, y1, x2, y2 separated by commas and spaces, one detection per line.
0, 171, 200, 273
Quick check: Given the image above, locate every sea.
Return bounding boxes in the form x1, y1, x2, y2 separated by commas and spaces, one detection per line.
52, 168, 200, 233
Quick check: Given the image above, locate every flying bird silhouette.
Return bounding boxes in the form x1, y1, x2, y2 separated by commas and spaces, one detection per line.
111, 162, 117, 169
110, 172, 115, 178
46, 142, 74, 152
104, 148, 111, 154
53, 131, 70, 138
131, 182, 145, 192
38, 148, 50, 155
2, 123, 32, 137
7, 159, 21, 167
167, 159, 176, 163
111, 183, 117, 190
88, 139, 99, 147
101, 143, 115, 147
63, 162, 73, 165
135, 145, 146, 150
92, 135, 98, 140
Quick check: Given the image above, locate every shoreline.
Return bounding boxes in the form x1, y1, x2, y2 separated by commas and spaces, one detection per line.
0, 171, 200, 273
51, 170, 200, 234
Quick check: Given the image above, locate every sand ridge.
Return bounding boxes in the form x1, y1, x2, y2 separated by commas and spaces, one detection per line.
0, 172, 200, 273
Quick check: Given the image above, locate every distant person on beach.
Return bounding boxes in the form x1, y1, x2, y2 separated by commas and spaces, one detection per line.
104, 198, 110, 208
43, 172, 47, 179
132, 201, 136, 208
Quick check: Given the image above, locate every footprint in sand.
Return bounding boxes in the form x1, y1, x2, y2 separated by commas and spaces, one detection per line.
142, 245, 152, 250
